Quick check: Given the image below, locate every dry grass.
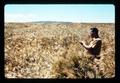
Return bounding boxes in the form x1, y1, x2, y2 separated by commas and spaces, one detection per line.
4, 22, 115, 78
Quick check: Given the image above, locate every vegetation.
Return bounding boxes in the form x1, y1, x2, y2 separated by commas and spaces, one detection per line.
4, 22, 115, 78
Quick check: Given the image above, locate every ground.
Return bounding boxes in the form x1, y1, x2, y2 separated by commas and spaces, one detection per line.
4, 22, 115, 78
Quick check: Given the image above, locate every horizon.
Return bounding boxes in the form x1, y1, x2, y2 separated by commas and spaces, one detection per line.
5, 4, 115, 23
5, 21, 115, 24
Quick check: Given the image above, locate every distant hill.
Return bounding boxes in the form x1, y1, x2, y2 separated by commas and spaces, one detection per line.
29, 21, 73, 24
5, 21, 114, 25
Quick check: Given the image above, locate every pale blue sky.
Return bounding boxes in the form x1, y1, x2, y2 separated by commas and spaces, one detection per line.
5, 4, 115, 23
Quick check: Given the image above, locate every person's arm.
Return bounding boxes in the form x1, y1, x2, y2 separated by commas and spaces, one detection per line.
80, 41, 92, 50
80, 40, 99, 50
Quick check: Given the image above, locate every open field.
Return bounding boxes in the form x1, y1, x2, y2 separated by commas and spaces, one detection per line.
4, 22, 115, 78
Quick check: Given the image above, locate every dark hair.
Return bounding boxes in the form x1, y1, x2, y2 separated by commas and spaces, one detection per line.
90, 28, 98, 34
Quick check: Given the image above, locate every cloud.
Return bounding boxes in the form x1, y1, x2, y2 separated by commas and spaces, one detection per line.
5, 13, 38, 22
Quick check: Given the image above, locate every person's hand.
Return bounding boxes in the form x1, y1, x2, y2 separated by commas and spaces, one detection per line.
80, 41, 84, 45
80, 42, 83, 45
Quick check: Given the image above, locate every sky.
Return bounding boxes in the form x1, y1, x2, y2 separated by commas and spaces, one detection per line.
5, 4, 115, 23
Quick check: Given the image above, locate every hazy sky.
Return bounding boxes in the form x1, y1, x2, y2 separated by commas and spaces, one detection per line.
5, 4, 115, 23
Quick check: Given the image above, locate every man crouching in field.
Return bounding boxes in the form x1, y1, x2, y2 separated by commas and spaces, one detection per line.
80, 28, 102, 60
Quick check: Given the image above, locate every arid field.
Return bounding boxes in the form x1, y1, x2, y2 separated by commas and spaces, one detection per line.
4, 22, 115, 78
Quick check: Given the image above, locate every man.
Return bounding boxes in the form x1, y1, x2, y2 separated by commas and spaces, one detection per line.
80, 28, 102, 59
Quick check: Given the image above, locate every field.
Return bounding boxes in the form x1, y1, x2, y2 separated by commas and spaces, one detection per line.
4, 22, 115, 78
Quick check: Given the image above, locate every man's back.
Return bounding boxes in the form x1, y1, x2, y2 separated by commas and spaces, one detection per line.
88, 38, 102, 57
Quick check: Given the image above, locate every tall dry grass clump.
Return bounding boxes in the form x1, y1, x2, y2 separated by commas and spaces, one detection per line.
4, 23, 115, 78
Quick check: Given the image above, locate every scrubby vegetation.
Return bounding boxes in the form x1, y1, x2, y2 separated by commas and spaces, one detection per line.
4, 22, 115, 78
